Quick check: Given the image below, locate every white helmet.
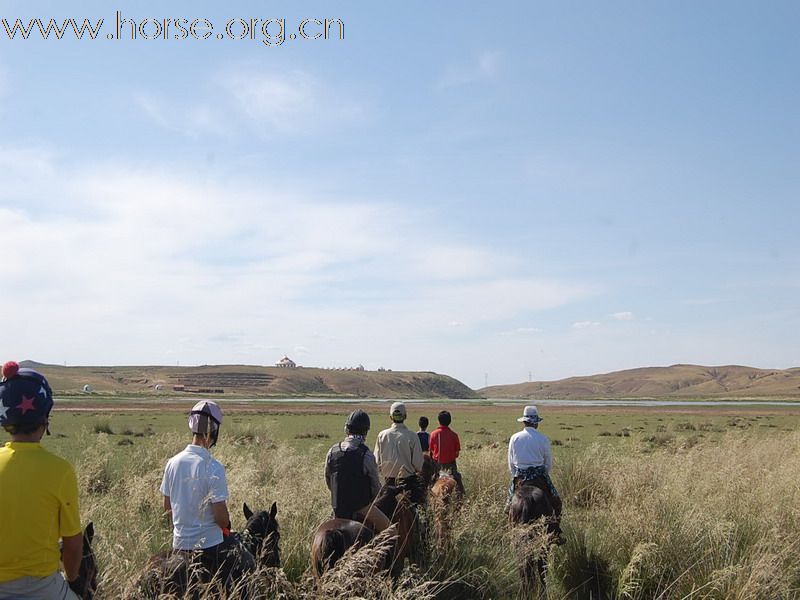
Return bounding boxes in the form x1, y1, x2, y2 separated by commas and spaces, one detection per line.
189, 400, 223, 447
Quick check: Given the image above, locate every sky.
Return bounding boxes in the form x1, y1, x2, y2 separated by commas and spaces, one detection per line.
0, 1, 797, 388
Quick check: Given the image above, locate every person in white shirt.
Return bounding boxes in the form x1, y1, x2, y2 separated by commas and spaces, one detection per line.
161, 401, 254, 591
507, 405, 563, 539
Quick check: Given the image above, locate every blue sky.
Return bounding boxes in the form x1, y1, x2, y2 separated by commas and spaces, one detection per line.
0, 1, 797, 388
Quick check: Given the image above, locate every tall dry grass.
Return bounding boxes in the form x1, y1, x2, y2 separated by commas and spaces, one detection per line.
73, 424, 800, 599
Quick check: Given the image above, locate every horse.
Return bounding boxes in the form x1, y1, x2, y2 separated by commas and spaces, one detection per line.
428, 472, 459, 550
133, 502, 279, 599
67, 522, 98, 600
310, 487, 416, 579
508, 482, 558, 596
420, 454, 438, 489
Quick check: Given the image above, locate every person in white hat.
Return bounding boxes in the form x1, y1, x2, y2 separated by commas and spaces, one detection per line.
507, 405, 563, 540
374, 402, 424, 502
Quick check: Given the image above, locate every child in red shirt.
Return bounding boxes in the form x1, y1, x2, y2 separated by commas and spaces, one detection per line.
429, 410, 465, 496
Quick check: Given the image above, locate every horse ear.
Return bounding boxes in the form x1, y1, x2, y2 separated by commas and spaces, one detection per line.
269, 502, 277, 519
243, 503, 253, 520
85, 522, 94, 543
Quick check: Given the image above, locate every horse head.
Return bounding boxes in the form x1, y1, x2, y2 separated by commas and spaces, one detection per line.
242, 502, 280, 568
420, 454, 438, 487
69, 522, 98, 600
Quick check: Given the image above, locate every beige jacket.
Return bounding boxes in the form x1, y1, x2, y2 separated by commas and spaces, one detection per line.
374, 422, 424, 479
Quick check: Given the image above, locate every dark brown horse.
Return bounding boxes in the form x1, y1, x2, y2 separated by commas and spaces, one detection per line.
509, 483, 557, 595
310, 487, 416, 578
420, 454, 438, 489
66, 522, 98, 600
133, 502, 279, 599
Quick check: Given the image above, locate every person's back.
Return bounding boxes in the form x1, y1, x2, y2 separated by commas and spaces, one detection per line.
374, 402, 423, 482
507, 406, 563, 543
508, 427, 552, 473
327, 441, 372, 519
429, 411, 465, 496
162, 444, 227, 550
416, 416, 430, 453
325, 410, 390, 533
160, 401, 252, 592
0, 361, 83, 600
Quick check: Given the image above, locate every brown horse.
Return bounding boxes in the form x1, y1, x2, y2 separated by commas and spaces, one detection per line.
428, 473, 459, 549
508, 483, 557, 595
311, 487, 416, 578
133, 502, 279, 599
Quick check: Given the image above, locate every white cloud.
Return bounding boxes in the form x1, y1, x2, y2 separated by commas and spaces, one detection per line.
221, 69, 365, 134
572, 321, 601, 329
515, 327, 542, 334
611, 311, 634, 321
136, 68, 364, 138
225, 71, 316, 130
438, 50, 502, 89
0, 149, 591, 371
499, 327, 542, 336
136, 94, 229, 137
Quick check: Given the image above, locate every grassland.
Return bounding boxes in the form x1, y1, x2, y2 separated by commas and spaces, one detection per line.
21, 361, 479, 399
7, 401, 800, 599
483, 364, 800, 399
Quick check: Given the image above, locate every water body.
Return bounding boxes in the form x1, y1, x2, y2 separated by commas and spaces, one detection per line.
491, 398, 800, 408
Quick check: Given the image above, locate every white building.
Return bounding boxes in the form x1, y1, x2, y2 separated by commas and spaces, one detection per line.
276, 356, 297, 368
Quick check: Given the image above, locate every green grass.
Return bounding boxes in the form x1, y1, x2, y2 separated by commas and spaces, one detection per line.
5, 403, 800, 599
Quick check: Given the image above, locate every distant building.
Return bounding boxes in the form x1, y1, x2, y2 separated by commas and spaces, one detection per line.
356, 364, 365, 371
173, 385, 185, 392
82, 384, 93, 393
276, 356, 297, 368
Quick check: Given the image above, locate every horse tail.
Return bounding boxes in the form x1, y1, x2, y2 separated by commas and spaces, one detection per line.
313, 529, 348, 578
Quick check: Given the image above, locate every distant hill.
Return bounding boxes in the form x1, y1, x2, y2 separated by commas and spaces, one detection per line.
480, 364, 800, 399
18, 361, 479, 399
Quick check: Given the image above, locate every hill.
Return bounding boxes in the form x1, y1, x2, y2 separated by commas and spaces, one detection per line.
480, 364, 800, 399
18, 361, 479, 399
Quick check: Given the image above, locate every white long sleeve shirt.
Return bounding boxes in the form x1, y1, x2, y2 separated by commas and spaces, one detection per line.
507, 427, 553, 475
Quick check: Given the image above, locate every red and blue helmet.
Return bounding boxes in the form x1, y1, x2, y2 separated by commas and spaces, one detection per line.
0, 361, 54, 432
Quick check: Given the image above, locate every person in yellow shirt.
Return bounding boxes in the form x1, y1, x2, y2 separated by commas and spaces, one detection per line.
0, 361, 83, 600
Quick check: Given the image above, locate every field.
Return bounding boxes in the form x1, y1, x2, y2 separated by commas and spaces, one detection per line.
8, 400, 800, 599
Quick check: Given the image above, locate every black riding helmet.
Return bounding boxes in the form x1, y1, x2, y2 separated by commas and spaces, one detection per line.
345, 409, 370, 436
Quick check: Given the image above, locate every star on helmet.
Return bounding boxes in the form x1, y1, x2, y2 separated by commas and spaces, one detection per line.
18, 395, 36, 415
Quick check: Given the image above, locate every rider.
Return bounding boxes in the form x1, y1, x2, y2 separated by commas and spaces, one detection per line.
325, 409, 390, 532
0, 361, 83, 600
374, 402, 424, 503
507, 405, 563, 541
429, 410, 465, 496
416, 416, 430, 453
160, 401, 252, 590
